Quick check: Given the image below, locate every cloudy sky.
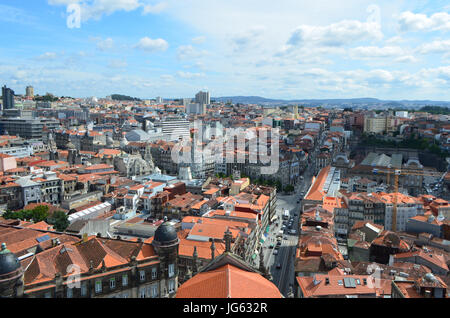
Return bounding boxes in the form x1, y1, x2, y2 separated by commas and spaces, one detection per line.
1, 0, 450, 100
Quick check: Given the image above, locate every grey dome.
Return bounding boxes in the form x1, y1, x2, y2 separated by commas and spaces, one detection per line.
0, 245, 21, 276
154, 221, 178, 245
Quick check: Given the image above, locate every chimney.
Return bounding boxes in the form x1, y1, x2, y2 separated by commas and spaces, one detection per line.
82, 233, 88, 243
388, 254, 394, 266
52, 238, 61, 247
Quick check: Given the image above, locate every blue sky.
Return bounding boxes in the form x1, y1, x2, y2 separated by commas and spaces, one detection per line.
1, 0, 450, 100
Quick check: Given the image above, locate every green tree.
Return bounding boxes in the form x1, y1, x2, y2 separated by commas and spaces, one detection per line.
274, 180, 282, 190
284, 185, 295, 193
47, 211, 69, 232
32, 205, 49, 223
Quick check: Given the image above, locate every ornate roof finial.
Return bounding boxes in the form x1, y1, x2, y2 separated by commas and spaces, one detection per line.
224, 228, 232, 253
210, 238, 216, 260
193, 246, 199, 274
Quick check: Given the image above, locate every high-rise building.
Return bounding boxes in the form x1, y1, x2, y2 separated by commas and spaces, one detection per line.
25, 86, 34, 98
195, 91, 210, 106
156, 96, 163, 104
2, 85, 15, 110
0, 117, 59, 139
162, 117, 190, 141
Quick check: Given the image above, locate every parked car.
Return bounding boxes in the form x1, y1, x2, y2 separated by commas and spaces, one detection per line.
273, 249, 278, 255
276, 263, 281, 269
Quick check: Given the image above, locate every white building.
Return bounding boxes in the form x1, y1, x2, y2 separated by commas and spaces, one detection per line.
381, 193, 424, 232
161, 117, 190, 141
185, 103, 206, 115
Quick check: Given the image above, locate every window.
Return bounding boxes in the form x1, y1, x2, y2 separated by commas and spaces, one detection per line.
67, 287, 73, 298
168, 264, 175, 278
44, 292, 51, 298
140, 270, 145, 282
168, 279, 175, 293
122, 274, 128, 287
81, 283, 87, 297
139, 288, 146, 298
95, 280, 102, 293
151, 267, 157, 279
149, 284, 158, 298
110, 278, 116, 289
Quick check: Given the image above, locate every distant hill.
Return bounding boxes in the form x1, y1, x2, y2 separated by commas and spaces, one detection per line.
213, 96, 450, 107
111, 94, 141, 101
419, 106, 450, 115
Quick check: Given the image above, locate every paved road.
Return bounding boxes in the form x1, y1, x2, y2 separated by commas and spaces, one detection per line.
257, 170, 314, 297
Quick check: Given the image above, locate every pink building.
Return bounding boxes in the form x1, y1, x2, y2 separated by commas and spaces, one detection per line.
0, 153, 17, 172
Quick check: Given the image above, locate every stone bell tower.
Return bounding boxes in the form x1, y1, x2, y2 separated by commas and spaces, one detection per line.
0, 243, 24, 298
151, 220, 180, 298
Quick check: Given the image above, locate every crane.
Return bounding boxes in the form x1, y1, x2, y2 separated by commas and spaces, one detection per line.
372, 167, 445, 232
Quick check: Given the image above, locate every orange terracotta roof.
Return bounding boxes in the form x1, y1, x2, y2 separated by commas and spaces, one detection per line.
304, 166, 331, 201
176, 264, 282, 298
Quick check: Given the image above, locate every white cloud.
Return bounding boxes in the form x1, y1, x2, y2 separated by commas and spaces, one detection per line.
0, 4, 37, 25
176, 71, 205, 79
160, 74, 174, 81
134, 37, 168, 52
287, 20, 383, 47
398, 11, 450, 32
395, 55, 419, 63
350, 46, 405, 58
192, 36, 206, 45
176, 45, 207, 60
36, 52, 58, 60
230, 26, 266, 51
108, 59, 128, 68
93, 37, 114, 51
142, 2, 167, 14
385, 36, 405, 45
416, 40, 450, 54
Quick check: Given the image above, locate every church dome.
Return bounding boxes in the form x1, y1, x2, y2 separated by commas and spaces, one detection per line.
153, 221, 179, 246
0, 243, 21, 276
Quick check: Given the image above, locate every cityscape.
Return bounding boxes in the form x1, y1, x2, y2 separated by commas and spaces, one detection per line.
1, 0, 450, 303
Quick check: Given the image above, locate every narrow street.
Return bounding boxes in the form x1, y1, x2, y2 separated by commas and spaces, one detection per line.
257, 168, 314, 297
